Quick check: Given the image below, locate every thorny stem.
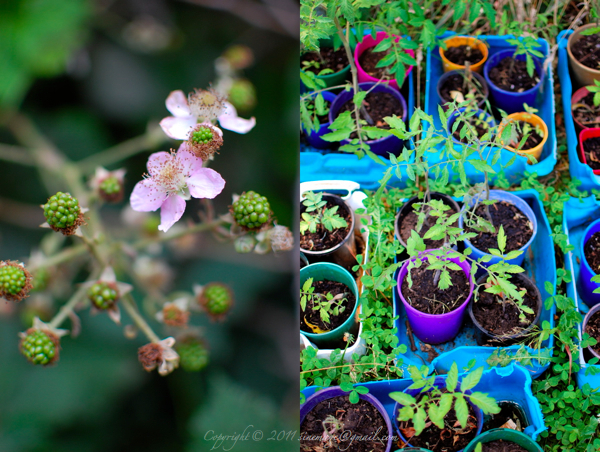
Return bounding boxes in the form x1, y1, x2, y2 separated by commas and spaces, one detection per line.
121, 293, 161, 343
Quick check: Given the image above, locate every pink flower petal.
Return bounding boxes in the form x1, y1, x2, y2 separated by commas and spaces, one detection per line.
160, 116, 197, 140
130, 179, 168, 212
158, 195, 186, 232
218, 102, 256, 134
187, 168, 226, 199
199, 121, 223, 137
165, 90, 192, 117
176, 144, 204, 175
147, 151, 172, 176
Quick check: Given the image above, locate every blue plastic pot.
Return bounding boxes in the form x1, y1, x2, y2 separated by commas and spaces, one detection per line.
447, 107, 496, 145
393, 376, 484, 451
483, 49, 544, 114
458, 190, 537, 270
300, 262, 359, 345
464, 428, 543, 452
579, 218, 600, 307
329, 82, 408, 157
301, 386, 394, 452
302, 91, 338, 149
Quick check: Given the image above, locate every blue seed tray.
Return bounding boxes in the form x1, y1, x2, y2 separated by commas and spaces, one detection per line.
393, 189, 556, 378
302, 364, 546, 440
423, 33, 557, 184
300, 72, 415, 190
562, 195, 600, 389
557, 29, 600, 192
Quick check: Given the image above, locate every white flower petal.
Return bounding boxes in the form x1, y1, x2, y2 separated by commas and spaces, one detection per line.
165, 90, 192, 117
187, 168, 225, 199
160, 116, 197, 140
158, 195, 186, 232
218, 102, 256, 134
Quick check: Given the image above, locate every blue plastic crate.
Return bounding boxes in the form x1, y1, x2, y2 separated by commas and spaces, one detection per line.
423, 33, 557, 184
557, 29, 600, 192
393, 189, 556, 378
301, 364, 546, 440
300, 72, 415, 191
562, 195, 600, 389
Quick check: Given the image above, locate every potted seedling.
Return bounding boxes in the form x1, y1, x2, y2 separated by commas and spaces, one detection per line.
464, 429, 543, 452
300, 386, 393, 452
300, 190, 356, 270
578, 218, 600, 306
301, 38, 351, 89
300, 90, 337, 149
571, 80, 600, 130
497, 106, 548, 163
391, 363, 500, 451
567, 23, 600, 87
448, 107, 496, 145
483, 36, 544, 114
437, 69, 490, 110
439, 36, 489, 73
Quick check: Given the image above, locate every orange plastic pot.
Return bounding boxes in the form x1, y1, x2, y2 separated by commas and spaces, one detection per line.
439, 36, 488, 73
498, 112, 548, 163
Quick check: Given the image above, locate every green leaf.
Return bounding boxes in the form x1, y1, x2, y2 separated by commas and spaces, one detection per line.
446, 362, 458, 392
349, 390, 359, 404
460, 366, 483, 392
454, 394, 469, 428
468, 392, 501, 414
413, 406, 427, 436
497, 225, 506, 254
389, 391, 417, 406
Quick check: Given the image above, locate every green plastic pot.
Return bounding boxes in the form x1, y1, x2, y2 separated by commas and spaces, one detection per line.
464, 428, 542, 452
301, 39, 351, 89
300, 262, 359, 344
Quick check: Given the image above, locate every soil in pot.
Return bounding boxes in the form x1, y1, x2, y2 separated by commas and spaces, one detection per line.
301, 47, 349, 74
452, 116, 491, 143
483, 401, 528, 431
584, 308, 600, 356
488, 57, 540, 92
300, 279, 356, 333
401, 265, 469, 315
338, 91, 403, 139
584, 231, 600, 273
301, 395, 387, 452
571, 33, 600, 70
464, 201, 533, 254
358, 46, 393, 79
398, 391, 479, 451
480, 440, 528, 452
444, 45, 484, 67
505, 120, 544, 150
398, 202, 459, 249
300, 198, 352, 252
472, 274, 538, 338
582, 136, 600, 170
572, 92, 600, 128
439, 72, 486, 105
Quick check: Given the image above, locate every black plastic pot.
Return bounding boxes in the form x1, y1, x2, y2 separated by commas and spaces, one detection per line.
436, 69, 489, 110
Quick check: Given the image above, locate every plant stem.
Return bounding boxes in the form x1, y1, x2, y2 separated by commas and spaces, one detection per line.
131, 219, 225, 250
49, 268, 102, 329
29, 244, 88, 272
121, 293, 161, 343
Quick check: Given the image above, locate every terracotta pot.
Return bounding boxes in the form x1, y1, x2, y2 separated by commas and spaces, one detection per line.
439, 36, 488, 74
567, 24, 600, 88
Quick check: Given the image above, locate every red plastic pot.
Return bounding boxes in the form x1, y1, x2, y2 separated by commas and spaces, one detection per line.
572, 86, 592, 132
579, 127, 600, 175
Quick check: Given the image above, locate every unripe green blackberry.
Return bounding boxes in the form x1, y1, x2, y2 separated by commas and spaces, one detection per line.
187, 124, 223, 161
177, 337, 209, 372
199, 283, 233, 320
99, 176, 124, 202
42, 192, 83, 235
191, 126, 213, 144
0, 261, 32, 302
228, 79, 256, 112
87, 281, 119, 310
20, 329, 58, 365
231, 191, 272, 230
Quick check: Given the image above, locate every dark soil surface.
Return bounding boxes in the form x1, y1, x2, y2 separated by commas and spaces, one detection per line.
585, 309, 600, 356
584, 231, 600, 275
300, 280, 356, 333
444, 44, 484, 66
465, 201, 534, 254
439, 72, 486, 105
481, 440, 528, 452
488, 57, 540, 92
398, 392, 478, 451
582, 136, 600, 170
572, 92, 600, 128
338, 91, 403, 139
300, 199, 352, 252
400, 264, 469, 315
300, 395, 388, 452
398, 201, 458, 249
358, 46, 393, 79
506, 120, 544, 150
473, 275, 538, 338
301, 47, 349, 74
571, 33, 600, 70
483, 401, 528, 431
452, 116, 491, 143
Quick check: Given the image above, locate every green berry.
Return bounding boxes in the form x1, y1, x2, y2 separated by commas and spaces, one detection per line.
99, 176, 121, 196
0, 265, 27, 295
42, 192, 81, 230
202, 283, 233, 316
87, 281, 118, 310
191, 126, 213, 144
20, 330, 57, 365
231, 191, 271, 230
228, 79, 256, 112
177, 338, 209, 372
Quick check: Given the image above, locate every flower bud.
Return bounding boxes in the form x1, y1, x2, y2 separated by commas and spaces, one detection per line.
234, 235, 256, 253
222, 45, 254, 70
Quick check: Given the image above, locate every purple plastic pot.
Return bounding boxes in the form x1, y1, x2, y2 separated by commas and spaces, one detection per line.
393, 376, 484, 451
579, 218, 600, 307
396, 250, 474, 344
300, 386, 394, 452
582, 303, 600, 359
303, 91, 338, 149
329, 82, 408, 157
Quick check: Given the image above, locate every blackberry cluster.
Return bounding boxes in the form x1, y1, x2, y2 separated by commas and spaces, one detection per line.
87, 282, 119, 310
201, 283, 233, 317
20, 330, 57, 365
191, 126, 213, 144
0, 265, 27, 295
177, 338, 209, 372
231, 191, 271, 230
42, 192, 81, 232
